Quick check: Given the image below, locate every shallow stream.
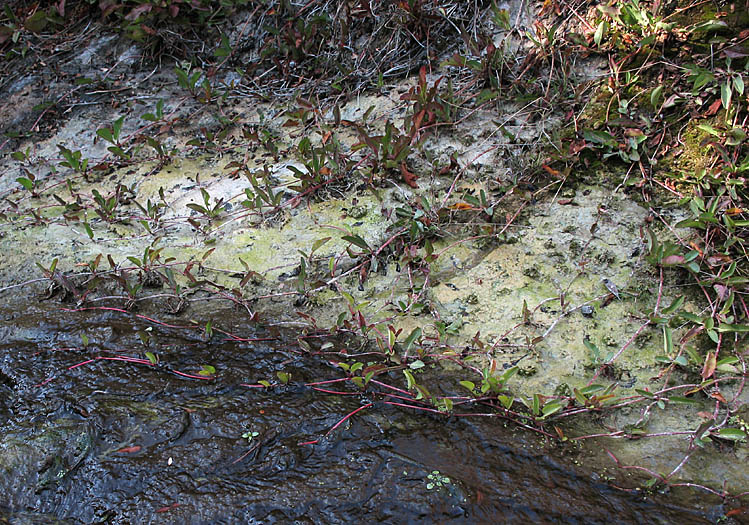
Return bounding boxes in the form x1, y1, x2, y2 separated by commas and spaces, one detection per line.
0, 302, 718, 523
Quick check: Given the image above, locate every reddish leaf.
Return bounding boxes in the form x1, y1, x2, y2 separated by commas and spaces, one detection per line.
704, 98, 722, 116
708, 391, 727, 403
411, 109, 425, 133
125, 4, 152, 21
706, 254, 732, 266
660, 255, 685, 265
679, 325, 703, 344
569, 139, 586, 155
542, 164, 562, 178
400, 163, 419, 188
156, 503, 181, 513
713, 284, 729, 300
701, 351, 716, 380
116, 445, 141, 454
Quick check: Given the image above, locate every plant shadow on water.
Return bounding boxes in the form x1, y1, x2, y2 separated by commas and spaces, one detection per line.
0, 303, 715, 524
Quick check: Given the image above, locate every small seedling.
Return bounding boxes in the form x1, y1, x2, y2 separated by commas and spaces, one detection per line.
96, 116, 131, 159
187, 188, 225, 220
242, 430, 259, 443
425, 470, 451, 490
199, 364, 216, 377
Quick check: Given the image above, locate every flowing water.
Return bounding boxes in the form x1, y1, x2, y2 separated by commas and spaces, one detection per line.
0, 302, 719, 524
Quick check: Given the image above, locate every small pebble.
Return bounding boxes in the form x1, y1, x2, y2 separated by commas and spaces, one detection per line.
581, 305, 594, 317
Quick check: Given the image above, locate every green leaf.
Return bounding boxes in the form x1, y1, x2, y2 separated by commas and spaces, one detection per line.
409, 359, 425, 370
637, 34, 655, 48
341, 235, 371, 251
716, 323, 749, 333
500, 366, 518, 384
582, 129, 617, 148
541, 401, 562, 418
715, 428, 747, 441
721, 81, 732, 110
403, 328, 421, 351
199, 364, 216, 376
112, 116, 124, 141
579, 384, 604, 395
186, 203, 209, 215
25, 10, 48, 33
662, 325, 673, 355
459, 380, 475, 392
661, 296, 684, 315
33, 101, 55, 112
594, 20, 606, 46
573, 388, 588, 406
16, 177, 33, 190
733, 75, 745, 96
697, 124, 720, 136
311, 236, 331, 253
403, 369, 416, 390
96, 127, 114, 144
145, 352, 157, 365
498, 395, 513, 409
214, 34, 231, 57
583, 337, 601, 362
685, 347, 701, 365
650, 85, 663, 108
127, 256, 142, 268
691, 20, 728, 33
669, 395, 700, 405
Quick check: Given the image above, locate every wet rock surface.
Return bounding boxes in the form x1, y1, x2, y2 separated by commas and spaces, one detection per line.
0, 303, 716, 523
0, 2, 746, 520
